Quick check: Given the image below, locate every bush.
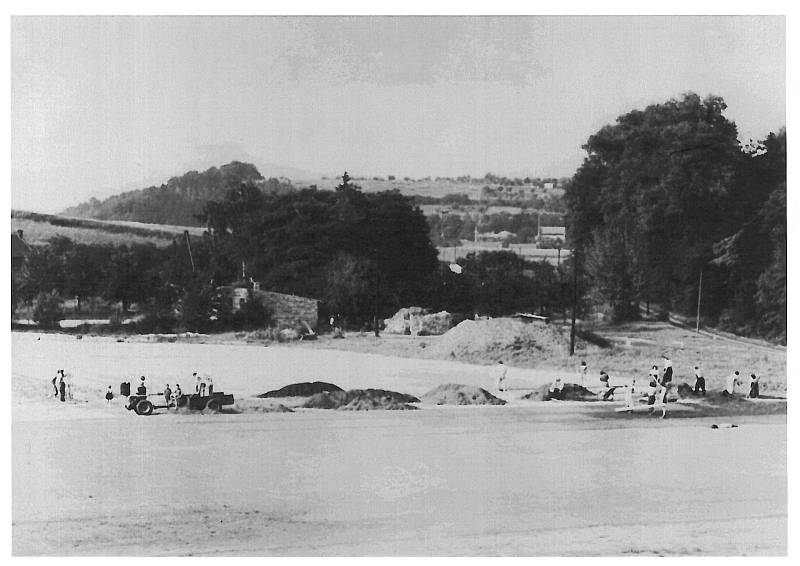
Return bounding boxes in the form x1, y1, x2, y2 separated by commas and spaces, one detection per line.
32, 291, 64, 329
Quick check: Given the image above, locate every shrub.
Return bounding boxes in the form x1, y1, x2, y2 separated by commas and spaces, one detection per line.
32, 291, 64, 329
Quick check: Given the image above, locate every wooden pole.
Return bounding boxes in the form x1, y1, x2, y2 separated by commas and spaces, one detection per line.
569, 250, 578, 356
183, 230, 196, 274
695, 267, 703, 333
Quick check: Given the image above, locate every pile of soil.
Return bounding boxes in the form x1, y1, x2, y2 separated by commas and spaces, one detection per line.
428, 318, 574, 364
258, 381, 343, 398
233, 401, 294, 413
523, 382, 598, 402
302, 389, 420, 410
383, 307, 452, 335
420, 383, 506, 405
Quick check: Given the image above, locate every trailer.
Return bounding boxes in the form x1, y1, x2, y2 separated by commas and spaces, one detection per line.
125, 392, 235, 416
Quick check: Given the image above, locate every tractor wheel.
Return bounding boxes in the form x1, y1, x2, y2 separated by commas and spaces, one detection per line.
135, 399, 154, 416
205, 398, 222, 412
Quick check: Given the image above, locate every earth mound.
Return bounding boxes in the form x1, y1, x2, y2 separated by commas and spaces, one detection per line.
420, 383, 506, 405
428, 318, 577, 364
302, 389, 420, 410
523, 382, 598, 401
258, 381, 343, 398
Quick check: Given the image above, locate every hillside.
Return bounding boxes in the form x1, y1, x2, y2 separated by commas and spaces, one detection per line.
61, 161, 272, 226
11, 210, 203, 248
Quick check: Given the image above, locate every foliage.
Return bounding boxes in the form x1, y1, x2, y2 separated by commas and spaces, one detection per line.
32, 290, 64, 328
565, 93, 785, 341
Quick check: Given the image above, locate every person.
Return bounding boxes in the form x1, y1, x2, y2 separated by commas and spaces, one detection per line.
164, 384, 173, 407
661, 355, 673, 386
723, 371, 740, 396
206, 377, 214, 396
599, 371, 614, 400
105, 386, 114, 404
195, 373, 206, 396
172, 384, 182, 409
748, 374, 760, 399
692, 365, 706, 395
578, 361, 588, 387
623, 380, 635, 409
549, 377, 563, 400
648, 365, 659, 382
495, 361, 508, 392
137, 376, 147, 396
51, 370, 62, 398
58, 373, 66, 402
647, 379, 658, 406
65, 371, 73, 400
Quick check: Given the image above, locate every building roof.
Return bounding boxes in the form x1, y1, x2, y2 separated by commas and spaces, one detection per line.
11, 233, 30, 259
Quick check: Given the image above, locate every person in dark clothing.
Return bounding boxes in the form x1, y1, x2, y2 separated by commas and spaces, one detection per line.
748, 374, 760, 399
137, 376, 147, 396
599, 371, 615, 400
59, 376, 66, 402
164, 384, 173, 407
52, 370, 63, 397
105, 386, 114, 404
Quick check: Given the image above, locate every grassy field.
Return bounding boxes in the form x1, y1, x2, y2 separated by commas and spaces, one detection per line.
11, 211, 204, 247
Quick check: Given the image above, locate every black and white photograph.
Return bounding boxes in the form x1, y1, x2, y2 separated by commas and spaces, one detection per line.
8, 8, 789, 557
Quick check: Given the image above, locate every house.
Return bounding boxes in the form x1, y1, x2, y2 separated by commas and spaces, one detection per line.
11, 230, 30, 284
537, 226, 566, 246
224, 282, 320, 330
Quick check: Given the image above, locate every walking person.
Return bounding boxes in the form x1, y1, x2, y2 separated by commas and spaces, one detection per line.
105, 386, 114, 404
692, 365, 706, 395
748, 374, 761, 399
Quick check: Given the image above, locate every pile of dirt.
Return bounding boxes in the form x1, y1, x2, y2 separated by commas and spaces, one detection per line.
427, 318, 573, 364
523, 382, 598, 402
258, 381, 343, 398
302, 389, 420, 410
420, 383, 507, 406
383, 307, 452, 335
233, 399, 294, 413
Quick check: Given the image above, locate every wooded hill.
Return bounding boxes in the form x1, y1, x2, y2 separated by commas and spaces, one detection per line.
61, 161, 293, 226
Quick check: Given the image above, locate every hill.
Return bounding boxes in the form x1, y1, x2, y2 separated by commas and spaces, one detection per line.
11, 210, 203, 248
61, 161, 279, 226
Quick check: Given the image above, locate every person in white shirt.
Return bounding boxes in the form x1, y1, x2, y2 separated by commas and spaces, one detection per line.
578, 361, 588, 387
692, 365, 706, 395
495, 361, 508, 392
723, 371, 741, 396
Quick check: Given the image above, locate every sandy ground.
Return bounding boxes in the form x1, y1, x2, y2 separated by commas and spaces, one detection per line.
11, 332, 787, 556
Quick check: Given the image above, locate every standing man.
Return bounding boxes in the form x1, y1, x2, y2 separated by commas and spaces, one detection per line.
58, 373, 66, 402
692, 365, 706, 395
659, 355, 673, 405
164, 384, 173, 407
51, 370, 62, 398
578, 361, 588, 387
173, 384, 182, 409
207, 377, 214, 396
495, 361, 508, 392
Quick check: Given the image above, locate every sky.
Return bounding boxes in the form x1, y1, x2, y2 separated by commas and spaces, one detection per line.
10, 15, 786, 213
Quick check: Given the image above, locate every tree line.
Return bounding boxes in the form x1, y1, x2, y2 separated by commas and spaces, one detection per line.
566, 93, 786, 342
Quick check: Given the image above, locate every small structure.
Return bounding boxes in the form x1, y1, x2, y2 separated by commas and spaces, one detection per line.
224, 281, 319, 331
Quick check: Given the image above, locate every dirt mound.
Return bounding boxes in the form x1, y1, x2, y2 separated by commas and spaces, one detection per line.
420, 383, 506, 405
302, 389, 420, 410
428, 318, 573, 364
523, 382, 598, 401
384, 307, 452, 335
233, 401, 294, 413
258, 381, 343, 398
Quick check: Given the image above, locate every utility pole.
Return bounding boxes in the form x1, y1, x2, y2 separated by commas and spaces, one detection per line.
183, 230, 196, 274
569, 250, 578, 356
695, 267, 703, 333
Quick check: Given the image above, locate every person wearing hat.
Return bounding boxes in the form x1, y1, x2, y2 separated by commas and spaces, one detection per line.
748, 374, 761, 399
723, 371, 741, 396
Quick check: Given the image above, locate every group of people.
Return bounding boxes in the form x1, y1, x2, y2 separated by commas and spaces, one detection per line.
162, 373, 214, 409
50, 369, 72, 402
